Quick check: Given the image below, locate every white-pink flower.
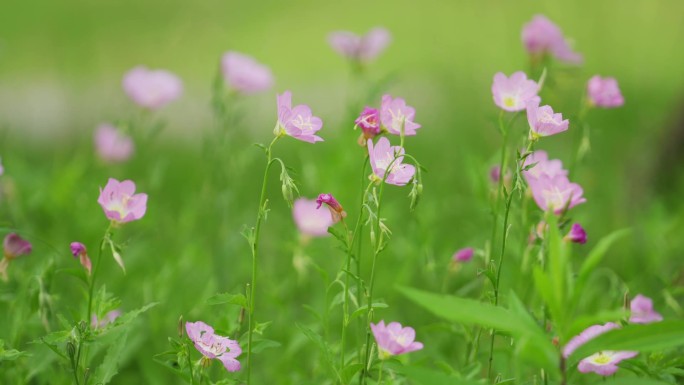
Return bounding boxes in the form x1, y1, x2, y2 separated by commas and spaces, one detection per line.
563, 323, 637, 376
522, 150, 568, 180
97, 178, 148, 223
629, 294, 663, 324
527, 174, 586, 214
221, 51, 273, 94
521, 15, 583, 64
587, 76, 624, 108
380, 94, 421, 136
122, 66, 183, 110
491, 71, 539, 112
526, 99, 569, 138
275, 91, 323, 143
371, 320, 423, 359
94, 124, 134, 163
328, 27, 391, 62
186, 321, 241, 372
292, 198, 334, 237
368, 137, 415, 186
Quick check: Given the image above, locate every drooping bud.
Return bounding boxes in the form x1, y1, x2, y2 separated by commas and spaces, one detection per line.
564, 223, 587, 244
315, 193, 347, 223
70, 242, 93, 275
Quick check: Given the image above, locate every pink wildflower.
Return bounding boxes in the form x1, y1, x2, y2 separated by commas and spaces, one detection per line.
274, 91, 323, 143
368, 137, 416, 186
527, 174, 586, 214
453, 247, 474, 263
355, 107, 381, 143
522, 150, 568, 180
564, 223, 587, 244
380, 95, 421, 136
526, 99, 569, 138
220, 51, 273, 94
0, 157, 4, 176
91, 310, 121, 329
97, 178, 148, 223
70, 242, 92, 275
521, 15, 583, 64
293, 198, 334, 237
315, 194, 347, 223
122, 66, 183, 110
186, 321, 241, 372
492, 72, 539, 112
629, 294, 663, 324
587, 76, 624, 108
328, 27, 391, 63
1, 233, 32, 281
563, 323, 637, 376
371, 320, 423, 359
94, 124, 134, 163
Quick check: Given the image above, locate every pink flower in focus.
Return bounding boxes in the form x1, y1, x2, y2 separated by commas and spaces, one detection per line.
91, 310, 121, 329
122, 66, 183, 110
293, 198, 334, 237
328, 27, 391, 62
221, 51, 273, 94
521, 15, 583, 64
371, 320, 423, 359
275, 91, 323, 143
563, 323, 637, 376
94, 124, 134, 163
527, 174, 586, 214
587, 76, 624, 108
453, 247, 474, 263
70, 242, 93, 275
186, 321, 242, 372
564, 223, 587, 244
492, 72, 539, 112
97, 178, 148, 223
355, 107, 381, 143
629, 294, 663, 324
526, 99, 569, 138
368, 137, 416, 186
522, 150, 568, 181
380, 95, 421, 136
316, 193, 347, 223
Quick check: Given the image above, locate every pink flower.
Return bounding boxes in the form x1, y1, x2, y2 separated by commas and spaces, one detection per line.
368, 137, 416, 186
186, 321, 241, 372
0, 233, 32, 281
453, 247, 474, 262
91, 310, 121, 329
492, 72, 539, 112
355, 107, 381, 142
522, 150, 568, 180
293, 198, 334, 237
521, 15, 583, 64
0, 157, 4, 176
380, 95, 421, 136
527, 174, 586, 214
122, 66, 183, 110
587, 76, 624, 108
328, 27, 391, 62
563, 323, 637, 376
94, 124, 134, 163
315, 193, 347, 223
526, 99, 569, 138
274, 91, 323, 143
97, 178, 148, 223
564, 223, 587, 244
220, 51, 273, 94
70, 242, 92, 275
629, 294, 663, 324
371, 320, 423, 359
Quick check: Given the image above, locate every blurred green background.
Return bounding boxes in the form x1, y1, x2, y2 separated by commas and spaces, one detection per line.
2, 0, 684, 384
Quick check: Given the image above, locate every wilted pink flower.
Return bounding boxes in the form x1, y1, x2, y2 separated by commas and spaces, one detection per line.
526, 99, 569, 138
293, 198, 334, 237
355, 107, 381, 143
328, 27, 391, 63
368, 137, 416, 186
563, 323, 637, 376
371, 320, 423, 359
1, 233, 32, 281
91, 310, 121, 329
587, 76, 624, 108
274, 91, 323, 143
316, 194, 347, 223
521, 15, 583, 64
220, 51, 273, 94
522, 150, 568, 181
94, 124, 134, 163
380, 95, 421, 136
186, 321, 241, 372
97, 178, 148, 223
629, 294, 663, 324
452, 247, 474, 262
122, 66, 183, 110
564, 223, 587, 244
70, 242, 92, 275
492, 72, 539, 112
527, 174, 586, 214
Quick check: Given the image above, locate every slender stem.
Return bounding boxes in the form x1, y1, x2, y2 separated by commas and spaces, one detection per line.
377, 360, 385, 385
86, 223, 113, 324
186, 343, 195, 385
246, 136, 279, 385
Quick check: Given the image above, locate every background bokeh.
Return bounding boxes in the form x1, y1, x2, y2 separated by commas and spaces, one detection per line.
1, 0, 684, 383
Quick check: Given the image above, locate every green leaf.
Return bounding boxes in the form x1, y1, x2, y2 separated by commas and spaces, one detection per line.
327, 227, 349, 251
92, 329, 129, 384
392, 364, 482, 385
350, 303, 388, 321
605, 378, 672, 385
296, 323, 337, 379
340, 363, 364, 384
206, 293, 248, 308
0, 340, 30, 362
251, 338, 281, 354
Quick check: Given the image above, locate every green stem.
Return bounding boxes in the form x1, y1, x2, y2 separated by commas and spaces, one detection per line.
86, 223, 113, 324
377, 360, 385, 385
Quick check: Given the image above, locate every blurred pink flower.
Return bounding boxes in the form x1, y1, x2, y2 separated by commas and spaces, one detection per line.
316, 193, 347, 223
587, 76, 624, 108
293, 198, 334, 237
522, 150, 568, 181
122, 66, 183, 110
221, 51, 273, 94
492, 72, 539, 112
355, 106, 381, 143
371, 320, 423, 359
0, 157, 4, 176
275, 91, 323, 143
453, 247, 474, 262
1, 233, 32, 281
563, 323, 637, 376
186, 321, 242, 372
521, 15, 583, 64
629, 294, 663, 324
328, 27, 391, 62
368, 137, 416, 186
70, 242, 92, 275
526, 99, 569, 138
94, 124, 134, 163
527, 174, 586, 214
564, 223, 587, 244
91, 310, 121, 329
380, 95, 421, 136
97, 178, 148, 223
